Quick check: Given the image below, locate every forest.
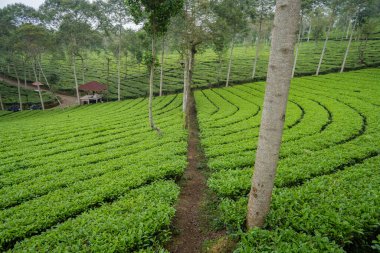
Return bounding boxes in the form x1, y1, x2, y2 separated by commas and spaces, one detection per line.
0, 0, 379, 252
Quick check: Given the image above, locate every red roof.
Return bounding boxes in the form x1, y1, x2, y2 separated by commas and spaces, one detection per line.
32, 81, 44, 86
79, 81, 107, 92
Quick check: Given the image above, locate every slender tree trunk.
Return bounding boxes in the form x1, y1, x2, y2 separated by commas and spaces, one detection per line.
345, 20, 351, 39
72, 54, 80, 104
247, 0, 300, 229
225, 37, 235, 87
218, 56, 223, 83
117, 36, 121, 101
316, 20, 333, 76
307, 23, 311, 42
252, 17, 263, 79
182, 52, 188, 113
341, 21, 356, 73
159, 36, 165, 96
37, 58, 62, 107
23, 60, 27, 88
183, 47, 192, 127
81, 57, 85, 85
0, 93, 4, 110
13, 65, 23, 111
32, 59, 45, 110
149, 34, 159, 132
292, 15, 302, 78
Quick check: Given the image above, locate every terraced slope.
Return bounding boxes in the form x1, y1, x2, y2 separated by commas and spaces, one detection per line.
195, 68, 380, 251
0, 95, 187, 252
0, 81, 55, 109
1, 40, 380, 99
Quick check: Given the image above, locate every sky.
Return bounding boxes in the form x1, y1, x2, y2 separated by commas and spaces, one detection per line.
0, 0, 45, 9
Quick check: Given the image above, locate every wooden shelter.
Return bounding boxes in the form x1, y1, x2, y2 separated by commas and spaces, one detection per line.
79, 81, 107, 105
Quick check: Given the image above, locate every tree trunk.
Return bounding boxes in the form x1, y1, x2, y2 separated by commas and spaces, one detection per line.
23, 60, 27, 88
0, 93, 4, 111
218, 56, 223, 83
247, 0, 300, 229
37, 58, 62, 107
117, 23, 122, 101
117, 36, 121, 101
183, 47, 193, 128
316, 20, 333, 76
225, 37, 235, 87
32, 59, 45, 111
81, 56, 85, 85
292, 15, 302, 78
345, 20, 351, 39
183, 48, 190, 113
13, 65, 23, 111
307, 23, 311, 42
159, 36, 165, 96
252, 17, 263, 79
340, 21, 356, 73
149, 34, 159, 132
72, 54, 80, 104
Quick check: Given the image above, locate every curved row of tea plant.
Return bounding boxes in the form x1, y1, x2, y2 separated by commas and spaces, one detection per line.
0, 95, 187, 252
195, 68, 380, 251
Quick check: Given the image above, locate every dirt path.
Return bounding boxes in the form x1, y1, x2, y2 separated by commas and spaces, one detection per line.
0, 75, 77, 108
167, 91, 223, 253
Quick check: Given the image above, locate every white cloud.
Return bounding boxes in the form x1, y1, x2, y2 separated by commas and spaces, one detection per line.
0, 0, 45, 9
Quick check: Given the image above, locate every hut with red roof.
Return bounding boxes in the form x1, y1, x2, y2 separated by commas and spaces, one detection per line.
79, 81, 107, 105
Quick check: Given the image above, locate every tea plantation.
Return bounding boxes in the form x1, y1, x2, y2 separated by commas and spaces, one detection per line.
0, 69, 379, 252
196, 68, 380, 251
0, 95, 187, 252
1, 40, 380, 100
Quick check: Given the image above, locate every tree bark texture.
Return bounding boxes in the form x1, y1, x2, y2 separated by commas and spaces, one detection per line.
247, 0, 300, 229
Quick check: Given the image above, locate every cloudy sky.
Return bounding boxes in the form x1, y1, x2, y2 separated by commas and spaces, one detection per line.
0, 0, 45, 9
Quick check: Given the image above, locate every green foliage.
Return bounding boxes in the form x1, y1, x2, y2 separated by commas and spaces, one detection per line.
236, 228, 343, 253
0, 94, 187, 251
195, 69, 380, 250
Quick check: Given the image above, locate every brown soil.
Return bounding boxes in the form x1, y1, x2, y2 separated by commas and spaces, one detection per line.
167, 91, 225, 253
0, 75, 77, 108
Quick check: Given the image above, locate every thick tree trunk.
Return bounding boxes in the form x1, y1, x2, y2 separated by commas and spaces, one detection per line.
316, 21, 332, 76
13, 65, 23, 111
72, 54, 80, 104
149, 35, 159, 132
32, 59, 45, 111
225, 37, 235, 87
159, 36, 165, 96
340, 21, 356, 73
247, 0, 300, 229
